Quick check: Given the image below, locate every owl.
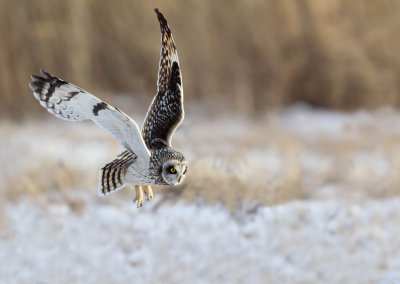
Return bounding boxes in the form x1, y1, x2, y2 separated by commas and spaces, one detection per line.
29, 9, 188, 208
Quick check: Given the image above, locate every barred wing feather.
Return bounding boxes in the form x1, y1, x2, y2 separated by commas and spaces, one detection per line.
29, 70, 150, 166
142, 9, 184, 150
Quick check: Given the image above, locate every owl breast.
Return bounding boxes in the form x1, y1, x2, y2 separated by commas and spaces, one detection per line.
123, 159, 153, 185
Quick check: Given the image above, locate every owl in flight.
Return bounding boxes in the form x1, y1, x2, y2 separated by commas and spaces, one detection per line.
29, 9, 188, 208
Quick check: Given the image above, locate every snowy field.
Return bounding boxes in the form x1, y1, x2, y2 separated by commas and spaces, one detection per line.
1, 105, 400, 283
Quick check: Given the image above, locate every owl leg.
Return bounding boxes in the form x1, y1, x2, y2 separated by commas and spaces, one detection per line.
134, 185, 144, 208
143, 185, 153, 200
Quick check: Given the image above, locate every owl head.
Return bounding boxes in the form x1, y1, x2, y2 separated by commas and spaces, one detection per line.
161, 159, 188, 185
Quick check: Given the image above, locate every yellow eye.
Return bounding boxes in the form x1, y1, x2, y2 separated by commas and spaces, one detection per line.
170, 168, 176, 173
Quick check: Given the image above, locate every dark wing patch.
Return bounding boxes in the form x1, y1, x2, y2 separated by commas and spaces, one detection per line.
142, 9, 184, 150
93, 102, 108, 116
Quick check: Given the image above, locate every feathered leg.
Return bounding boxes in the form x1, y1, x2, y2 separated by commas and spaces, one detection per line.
144, 185, 153, 200
134, 185, 144, 208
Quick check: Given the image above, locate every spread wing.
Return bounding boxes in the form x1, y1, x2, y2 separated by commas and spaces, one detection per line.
29, 70, 151, 166
142, 9, 184, 150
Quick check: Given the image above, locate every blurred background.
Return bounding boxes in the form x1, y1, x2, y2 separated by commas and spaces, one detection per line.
2, 1, 400, 283
2, 0, 400, 118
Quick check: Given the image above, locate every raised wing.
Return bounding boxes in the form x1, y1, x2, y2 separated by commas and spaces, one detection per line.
142, 9, 184, 150
29, 70, 150, 166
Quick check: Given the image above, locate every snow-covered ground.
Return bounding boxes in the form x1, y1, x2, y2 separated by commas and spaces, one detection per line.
2, 198, 400, 284
1, 105, 400, 283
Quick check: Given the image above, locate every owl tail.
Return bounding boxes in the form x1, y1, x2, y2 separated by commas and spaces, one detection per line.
98, 150, 136, 196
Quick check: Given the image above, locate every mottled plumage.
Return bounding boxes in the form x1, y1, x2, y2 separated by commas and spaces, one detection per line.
29, 9, 188, 207
142, 8, 184, 150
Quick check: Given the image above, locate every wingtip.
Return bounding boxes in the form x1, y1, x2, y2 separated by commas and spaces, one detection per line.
154, 8, 162, 17
154, 8, 167, 26
28, 82, 35, 91
30, 74, 42, 81
39, 69, 51, 79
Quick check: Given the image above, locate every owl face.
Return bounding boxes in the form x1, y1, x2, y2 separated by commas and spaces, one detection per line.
161, 159, 188, 185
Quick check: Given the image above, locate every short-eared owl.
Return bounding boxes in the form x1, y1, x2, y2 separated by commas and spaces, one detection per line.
29, 9, 187, 208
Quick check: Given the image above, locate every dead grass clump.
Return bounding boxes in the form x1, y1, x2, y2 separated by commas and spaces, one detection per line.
4, 107, 400, 211
3, 158, 90, 212
160, 150, 304, 211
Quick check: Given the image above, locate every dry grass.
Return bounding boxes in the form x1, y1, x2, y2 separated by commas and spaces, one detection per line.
3, 159, 89, 212
166, 107, 400, 209
2, 106, 400, 212
1, 0, 400, 118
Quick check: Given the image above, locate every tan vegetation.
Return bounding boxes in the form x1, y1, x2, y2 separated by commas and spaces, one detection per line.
2, 107, 400, 211
1, 0, 400, 118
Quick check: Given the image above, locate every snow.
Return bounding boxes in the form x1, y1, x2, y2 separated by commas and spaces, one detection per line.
1, 105, 400, 283
1, 198, 400, 283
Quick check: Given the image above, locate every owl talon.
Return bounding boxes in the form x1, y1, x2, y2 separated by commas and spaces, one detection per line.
134, 185, 144, 208
144, 185, 153, 201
